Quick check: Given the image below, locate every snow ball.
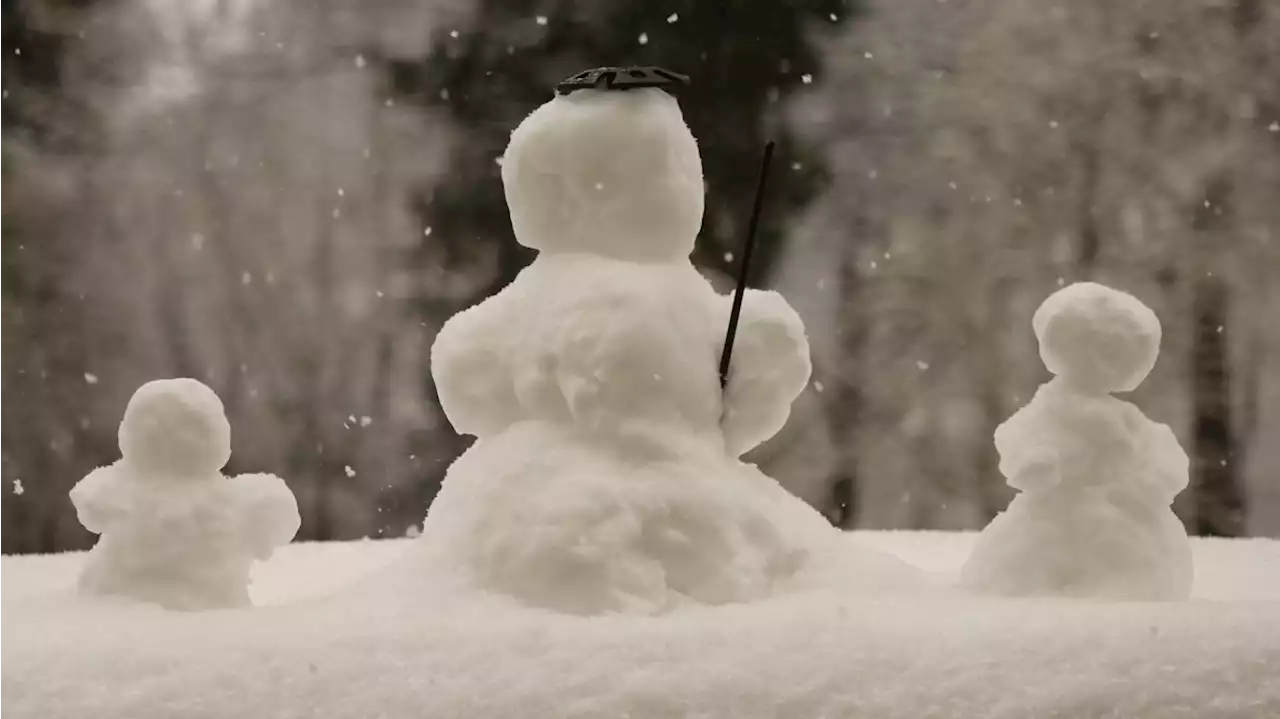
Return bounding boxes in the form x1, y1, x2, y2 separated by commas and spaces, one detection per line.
231, 472, 302, 560
118, 378, 231, 475
1032, 282, 1161, 394
501, 88, 704, 262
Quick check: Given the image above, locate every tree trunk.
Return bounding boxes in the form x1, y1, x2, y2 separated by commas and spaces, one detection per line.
824, 220, 868, 530
1188, 175, 1246, 536
1189, 274, 1245, 536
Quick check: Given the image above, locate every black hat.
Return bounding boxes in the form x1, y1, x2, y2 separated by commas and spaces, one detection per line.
555, 66, 690, 96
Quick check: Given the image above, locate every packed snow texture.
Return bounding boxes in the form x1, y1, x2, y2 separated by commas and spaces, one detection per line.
962, 283, 1192, 600
69, 378, 301, 610
425, 87, 877, 614
502, 88, 704, 262
4, 533, 1278, 719
1032, 281, 1161, 394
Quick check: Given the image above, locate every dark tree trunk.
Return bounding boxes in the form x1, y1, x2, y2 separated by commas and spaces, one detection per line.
1189, 275, 1245, 536
824, 217, 869, 530
1187, 175, 1246, 536
1074, 138, 1101, 274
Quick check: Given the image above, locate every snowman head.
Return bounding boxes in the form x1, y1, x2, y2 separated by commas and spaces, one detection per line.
501, 87, 704, 262
118, 378, 232, 476
1033, 282, 1162, 394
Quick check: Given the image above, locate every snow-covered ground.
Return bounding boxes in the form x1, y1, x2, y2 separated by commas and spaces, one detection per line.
4, 531, 1277, 719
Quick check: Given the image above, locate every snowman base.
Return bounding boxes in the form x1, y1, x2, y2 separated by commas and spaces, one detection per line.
409, 421, 923, 614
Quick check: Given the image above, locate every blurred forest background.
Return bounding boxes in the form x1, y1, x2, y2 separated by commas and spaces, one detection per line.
4, 0, 1278, 554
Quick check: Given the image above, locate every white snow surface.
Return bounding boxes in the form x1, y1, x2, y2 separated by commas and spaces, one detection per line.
963, 284, 1192, 600
4, 532, 1278, 719
426, 88, 827, 614
69, 379, 301, 610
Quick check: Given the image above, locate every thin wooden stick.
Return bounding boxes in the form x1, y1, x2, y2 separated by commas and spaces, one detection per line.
719, 141, 776, 388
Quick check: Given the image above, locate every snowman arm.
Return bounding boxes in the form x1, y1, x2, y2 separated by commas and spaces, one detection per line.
431, 293, 523, 437
69, 464, 127, 535
994, 407, 1066, 492
230, 473, 300, 560
1005, 450, 1062, 492
718, 289, 812, 457
1144, 420, 1190, 500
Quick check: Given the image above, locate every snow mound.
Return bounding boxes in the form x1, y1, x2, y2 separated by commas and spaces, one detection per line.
4, 533, 1278, 719
69, 379, 300, 610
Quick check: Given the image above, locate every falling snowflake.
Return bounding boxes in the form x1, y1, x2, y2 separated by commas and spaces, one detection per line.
724, 251, 734, 263
344, 465, 357, 478
360, 416, 372, 427
801, 73, 813, 84
423, 226, 433, 237
449, 30, 459, 38
354, 54, 366, 69
916, 360, 930, 371
13, 479, 24, 496
638, 32, 649, 45
667, 13, 679, 23
405, 524, 422, 539
535, 15, 547, 26
813, 381, 826, 394
84, 373, 99, 385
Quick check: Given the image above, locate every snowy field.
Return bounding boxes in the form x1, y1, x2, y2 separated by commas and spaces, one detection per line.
4, 531, 1278, 719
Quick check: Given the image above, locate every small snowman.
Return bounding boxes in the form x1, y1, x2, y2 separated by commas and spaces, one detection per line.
421, 68, 918, 614
71, 378, 300, 610
961, 282, 1193, 600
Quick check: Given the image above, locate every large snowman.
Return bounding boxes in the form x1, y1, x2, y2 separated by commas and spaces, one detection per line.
960, 283, 1193, 600
422, 69, 916, 614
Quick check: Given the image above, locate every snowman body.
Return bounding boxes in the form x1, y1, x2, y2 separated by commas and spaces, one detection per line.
423, 88, 843, 614
71, 379, 300, 610
961, 283, 1192, 600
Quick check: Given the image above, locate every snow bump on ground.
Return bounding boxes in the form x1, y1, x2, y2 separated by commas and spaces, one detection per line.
3, 531, 1278, 719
